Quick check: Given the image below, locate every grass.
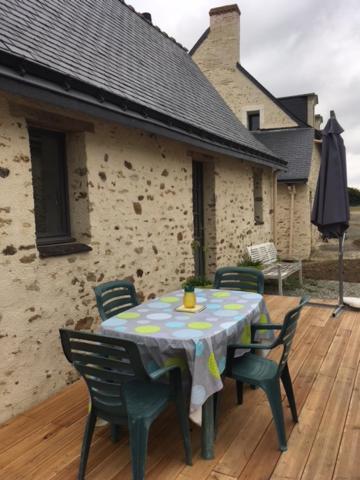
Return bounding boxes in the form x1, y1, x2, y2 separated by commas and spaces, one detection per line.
237, 255, 263, 270
182, 276, 213, 288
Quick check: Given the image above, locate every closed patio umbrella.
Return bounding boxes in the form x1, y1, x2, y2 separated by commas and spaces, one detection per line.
311, 110, 350, 316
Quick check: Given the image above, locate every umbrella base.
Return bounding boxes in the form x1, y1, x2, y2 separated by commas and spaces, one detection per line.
332, 303, 346, 317
307, 301, 347, 317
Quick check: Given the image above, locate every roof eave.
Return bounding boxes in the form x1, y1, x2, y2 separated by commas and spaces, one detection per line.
278, 178, 308, 184
0, 63, 286, 170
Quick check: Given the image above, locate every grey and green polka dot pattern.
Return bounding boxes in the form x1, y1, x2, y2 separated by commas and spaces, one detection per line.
100, 288, 271, 414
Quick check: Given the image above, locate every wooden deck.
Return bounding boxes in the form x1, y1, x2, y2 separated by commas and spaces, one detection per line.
1, 296, 360, 480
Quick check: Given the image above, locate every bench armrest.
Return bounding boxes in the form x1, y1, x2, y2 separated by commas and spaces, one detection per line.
278, 258, 302, 263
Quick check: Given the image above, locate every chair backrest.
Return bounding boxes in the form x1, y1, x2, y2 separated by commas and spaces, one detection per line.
276, 296, 309, 374
94, 280, 139, 321
213, 267, 264, 294
247, 242, 278, 265
59, 329, 148, 419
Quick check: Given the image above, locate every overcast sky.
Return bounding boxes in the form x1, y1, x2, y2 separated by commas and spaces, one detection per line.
130, 0, 360, 188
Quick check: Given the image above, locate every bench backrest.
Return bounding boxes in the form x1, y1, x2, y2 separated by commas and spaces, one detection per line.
247, 242, 278, 265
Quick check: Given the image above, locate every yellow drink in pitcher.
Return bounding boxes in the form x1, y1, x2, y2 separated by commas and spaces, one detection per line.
183, 285, 196, 308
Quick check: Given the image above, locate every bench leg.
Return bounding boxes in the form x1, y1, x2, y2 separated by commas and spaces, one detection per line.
299, 262, 303, 287
277, 265, 283, 296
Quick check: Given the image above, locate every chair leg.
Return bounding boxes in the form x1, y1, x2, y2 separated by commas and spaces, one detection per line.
175, 391, 193, 465
111, 424, 121, 443
281, 364, 298, 422
236, 380, 243, 405
128, 418, 150, 480
78, 409, 97, 480
263, 380, 287, 452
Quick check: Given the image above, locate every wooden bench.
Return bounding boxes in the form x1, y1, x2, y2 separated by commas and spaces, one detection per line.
247, 242, 302, 295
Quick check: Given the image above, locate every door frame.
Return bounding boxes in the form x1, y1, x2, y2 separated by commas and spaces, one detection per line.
192, 160, 205, 278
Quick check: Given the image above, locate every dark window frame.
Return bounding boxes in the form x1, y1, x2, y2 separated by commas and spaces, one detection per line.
28, 122, 92, 258
253, 168, 264, 226
247, 111, 260, 131
29, 127, 74, 246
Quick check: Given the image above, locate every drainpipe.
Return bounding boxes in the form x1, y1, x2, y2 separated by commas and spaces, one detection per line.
272, 170, 278, 245
288, 185, 296, 257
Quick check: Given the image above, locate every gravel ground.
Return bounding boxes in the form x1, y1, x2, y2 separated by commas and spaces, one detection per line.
266, 279, 360, 300
276, 206, 360, 299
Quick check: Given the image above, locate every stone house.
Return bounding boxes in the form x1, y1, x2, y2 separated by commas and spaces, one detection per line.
191, 4, 323, 260
0, 0, 285, 422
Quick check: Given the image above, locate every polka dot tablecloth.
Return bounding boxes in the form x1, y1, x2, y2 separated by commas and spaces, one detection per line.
100, 288, 271, 419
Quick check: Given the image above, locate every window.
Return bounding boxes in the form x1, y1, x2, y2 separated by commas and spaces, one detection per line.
253, 169, 264, 225
29, 127, 72, 245
247, 111, 260, 131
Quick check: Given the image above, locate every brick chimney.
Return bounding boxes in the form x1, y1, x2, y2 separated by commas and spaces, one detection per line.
208, 4, 241, 68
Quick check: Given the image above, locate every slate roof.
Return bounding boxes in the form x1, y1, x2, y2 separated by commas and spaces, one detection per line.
253, 128, 315, 182
0, 0, 284, 168
278, 93, 318, 127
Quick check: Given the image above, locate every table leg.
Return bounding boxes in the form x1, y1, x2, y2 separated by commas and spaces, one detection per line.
201, 394, 215, 459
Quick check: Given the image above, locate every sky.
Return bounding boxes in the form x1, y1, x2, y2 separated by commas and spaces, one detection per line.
129, 0, 360, 188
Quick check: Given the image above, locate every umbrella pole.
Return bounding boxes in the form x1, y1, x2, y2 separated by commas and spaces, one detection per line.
333, 233, 345, 317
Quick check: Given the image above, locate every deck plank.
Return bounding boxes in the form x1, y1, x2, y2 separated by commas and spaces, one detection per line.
333, 361, 360, 480
271, 312, 356, 480
300, 313, 360, 480
215, 307, 330, 479
1, 299, 359, 480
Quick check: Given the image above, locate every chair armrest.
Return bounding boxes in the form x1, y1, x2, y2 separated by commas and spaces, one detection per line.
226, 342, 274, 373
251, 323, 283, 331
228, 342, 274, 352
149, 365, 180, 380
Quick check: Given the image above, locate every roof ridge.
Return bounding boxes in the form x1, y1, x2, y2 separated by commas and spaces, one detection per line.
278, 93, 316, 100
117, 0, 188, 52
189, 27, 210, 56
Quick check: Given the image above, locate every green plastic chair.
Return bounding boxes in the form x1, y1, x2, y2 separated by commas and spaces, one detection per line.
213, 267, 264, 294
225, 296, 309, 451
59, 329, 192, 480
94, 280, 139, 322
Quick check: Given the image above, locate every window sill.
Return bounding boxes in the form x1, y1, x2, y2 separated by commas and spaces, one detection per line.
38, 242, 92, 258
255, 221, 264, 226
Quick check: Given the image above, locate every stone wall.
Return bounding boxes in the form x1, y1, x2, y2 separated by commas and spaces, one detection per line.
276, 141, 322, 261
277, 184, 312, 259
0, 94, 274, 423
214, 157, 274, 266
308, 142, 322, 250
192, 26, 297, 130
192, 10, 320, 260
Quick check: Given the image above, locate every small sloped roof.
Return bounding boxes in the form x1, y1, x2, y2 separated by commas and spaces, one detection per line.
254, 128, 315, 182
0, 0, 284, 168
